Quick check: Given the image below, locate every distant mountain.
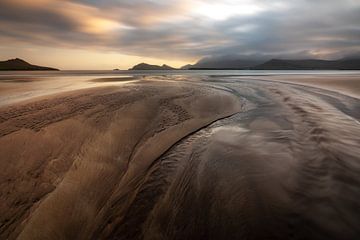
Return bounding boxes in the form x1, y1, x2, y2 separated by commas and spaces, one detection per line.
180, 64, 194, 70
341, 52, 360, 60
129, 63, 176, 70
182, 56, 360, 70
253, 59, 360, 70
0, 58, 59, 71
184, 57, 265, 70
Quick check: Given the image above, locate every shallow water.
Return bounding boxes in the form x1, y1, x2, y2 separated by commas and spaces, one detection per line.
0, 71, 360, 239
138, 80, 360, 240
1, 70, 359, 106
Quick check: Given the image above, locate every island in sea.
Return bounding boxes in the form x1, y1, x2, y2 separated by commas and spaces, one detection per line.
128, 63, 176, 70
0, 58, 59, 71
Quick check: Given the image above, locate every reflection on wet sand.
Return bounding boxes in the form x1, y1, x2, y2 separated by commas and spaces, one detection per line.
0, 74, 138, 106
143, 81, 360, 240
0, 72, 359, 239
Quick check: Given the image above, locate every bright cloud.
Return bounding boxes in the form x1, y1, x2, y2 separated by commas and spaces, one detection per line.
0, 0, 359, 68
192, 1, 264, 20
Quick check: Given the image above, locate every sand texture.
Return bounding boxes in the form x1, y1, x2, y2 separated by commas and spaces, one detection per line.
0, 73, 359, 239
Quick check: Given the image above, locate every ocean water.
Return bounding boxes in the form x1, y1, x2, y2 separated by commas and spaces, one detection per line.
0, 70, 359, 106
1, 69, 360, 77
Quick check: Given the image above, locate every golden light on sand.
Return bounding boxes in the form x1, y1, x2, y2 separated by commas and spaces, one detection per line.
1, 0, 360, 239
1, 71, 360, 239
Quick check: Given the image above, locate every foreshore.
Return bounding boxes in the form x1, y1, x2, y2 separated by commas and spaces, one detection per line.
0, 73, 359, 239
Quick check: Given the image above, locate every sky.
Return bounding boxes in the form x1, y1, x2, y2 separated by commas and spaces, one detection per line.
0, 0, 359, 70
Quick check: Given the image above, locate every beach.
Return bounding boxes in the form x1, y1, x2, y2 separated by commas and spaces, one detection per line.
0, 71, 359, 240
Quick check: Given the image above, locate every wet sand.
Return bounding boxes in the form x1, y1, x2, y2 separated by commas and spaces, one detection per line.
0, 73, 359, 239
241, 74, 360, 98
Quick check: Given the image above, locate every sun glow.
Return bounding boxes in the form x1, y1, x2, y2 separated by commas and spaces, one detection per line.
81, 18, 122, 34
193, 1, 263, 20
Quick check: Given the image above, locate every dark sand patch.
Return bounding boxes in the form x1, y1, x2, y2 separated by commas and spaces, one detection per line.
90, 76, 138, 82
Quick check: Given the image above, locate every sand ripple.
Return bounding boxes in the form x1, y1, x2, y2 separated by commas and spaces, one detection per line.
0, 76, 359, 239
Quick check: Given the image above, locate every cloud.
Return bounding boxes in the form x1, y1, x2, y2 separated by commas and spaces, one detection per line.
0, 0, 359, 61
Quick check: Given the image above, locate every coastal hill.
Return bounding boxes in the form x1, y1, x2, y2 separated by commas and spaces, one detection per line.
0, 58, 59, 71
129, 63, 175, 70
253, 59, 360, 70
183, 57, 264, 70
182, 56, 360, 70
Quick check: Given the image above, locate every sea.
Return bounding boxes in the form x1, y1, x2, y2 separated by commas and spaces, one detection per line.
0, 70, 359, 106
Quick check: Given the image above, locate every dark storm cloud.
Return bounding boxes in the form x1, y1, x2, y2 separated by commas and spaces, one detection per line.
0, 0, 359, 60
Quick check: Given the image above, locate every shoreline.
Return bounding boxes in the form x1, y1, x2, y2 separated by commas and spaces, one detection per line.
0, 73, 359, 239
